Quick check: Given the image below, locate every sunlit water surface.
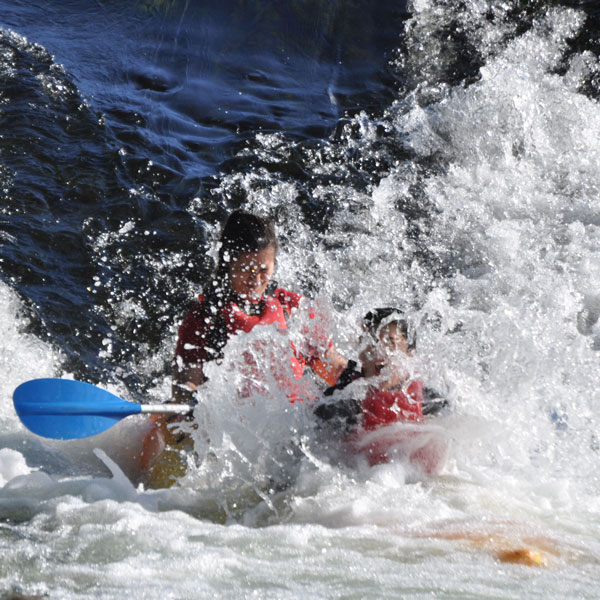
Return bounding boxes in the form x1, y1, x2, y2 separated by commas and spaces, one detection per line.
1, 1, 600, 598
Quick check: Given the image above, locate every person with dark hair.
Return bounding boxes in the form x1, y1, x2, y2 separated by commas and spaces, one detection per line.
314, 307, 449, 472
140, 210, 348, 486
358, 308, 425, 431
171, 210, 345, 400
172, 210, 279, 400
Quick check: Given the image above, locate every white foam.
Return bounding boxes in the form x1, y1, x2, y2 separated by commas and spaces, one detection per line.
0, 448, 32, 486
3, 4, 600, 598
0, 282, 58, 420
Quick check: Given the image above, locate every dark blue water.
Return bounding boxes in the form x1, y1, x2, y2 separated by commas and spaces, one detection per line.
0, 0, 598, 394
0, 0, 407, 387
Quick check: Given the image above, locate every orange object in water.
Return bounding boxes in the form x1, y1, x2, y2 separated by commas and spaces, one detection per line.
496, 548, 548, 567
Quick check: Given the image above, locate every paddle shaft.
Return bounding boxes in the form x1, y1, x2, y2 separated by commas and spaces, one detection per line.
17, 401, 192, 417
140, 404, 192, 415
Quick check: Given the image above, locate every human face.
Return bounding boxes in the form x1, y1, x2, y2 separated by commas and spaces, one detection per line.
359, 322, 411, 378
378, 322, 411, 355
228, 246, 276, 300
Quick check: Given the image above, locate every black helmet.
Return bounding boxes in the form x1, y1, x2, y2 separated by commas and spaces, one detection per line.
362, 307, 416, 351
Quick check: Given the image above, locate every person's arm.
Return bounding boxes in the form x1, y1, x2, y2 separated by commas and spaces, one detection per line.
171, 299, 214, 403
422, 387, 450, 415
171, 364, 205, 404
275, 288, 350, 387
323, 359, 363, 395
308, 345, 348, 387
141, 363, 200, 472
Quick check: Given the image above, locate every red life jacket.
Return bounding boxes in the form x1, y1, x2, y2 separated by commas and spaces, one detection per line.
224, 291, 307, 383
223, 291, 295, 333
348, 380, 444, 470
175, 288, 301, 366
361, 380, 424, 430
174, 288, 337, 400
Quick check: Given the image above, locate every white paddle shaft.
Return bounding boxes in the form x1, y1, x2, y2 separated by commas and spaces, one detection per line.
140, 404, 192, 415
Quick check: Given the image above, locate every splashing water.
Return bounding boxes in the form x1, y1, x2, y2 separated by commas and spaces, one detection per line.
2, 1, 600, 597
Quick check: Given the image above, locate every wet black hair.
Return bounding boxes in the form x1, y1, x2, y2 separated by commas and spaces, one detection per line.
218, 210, 278, 266
362, 307, 416, 351
209, 210, 278, 300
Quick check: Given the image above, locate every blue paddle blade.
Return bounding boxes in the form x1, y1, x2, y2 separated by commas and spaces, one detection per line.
13, 378, 142, 440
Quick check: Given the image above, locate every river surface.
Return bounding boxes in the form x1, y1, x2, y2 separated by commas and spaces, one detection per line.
1, 0, 600, 598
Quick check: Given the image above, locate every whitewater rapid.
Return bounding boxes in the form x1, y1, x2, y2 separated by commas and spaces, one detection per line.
2, 2, 600, 598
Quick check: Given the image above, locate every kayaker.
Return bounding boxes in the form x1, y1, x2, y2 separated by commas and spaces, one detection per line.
140, 210, 348, 485
314, 308, 448, 457
172, 209, 348, 400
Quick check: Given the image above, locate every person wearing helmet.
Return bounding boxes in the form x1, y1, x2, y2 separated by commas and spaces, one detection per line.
314, 307, 449, 470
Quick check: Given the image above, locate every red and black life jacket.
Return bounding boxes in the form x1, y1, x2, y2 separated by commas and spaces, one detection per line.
174, 288, 337, 390
361, 380, 424, 430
